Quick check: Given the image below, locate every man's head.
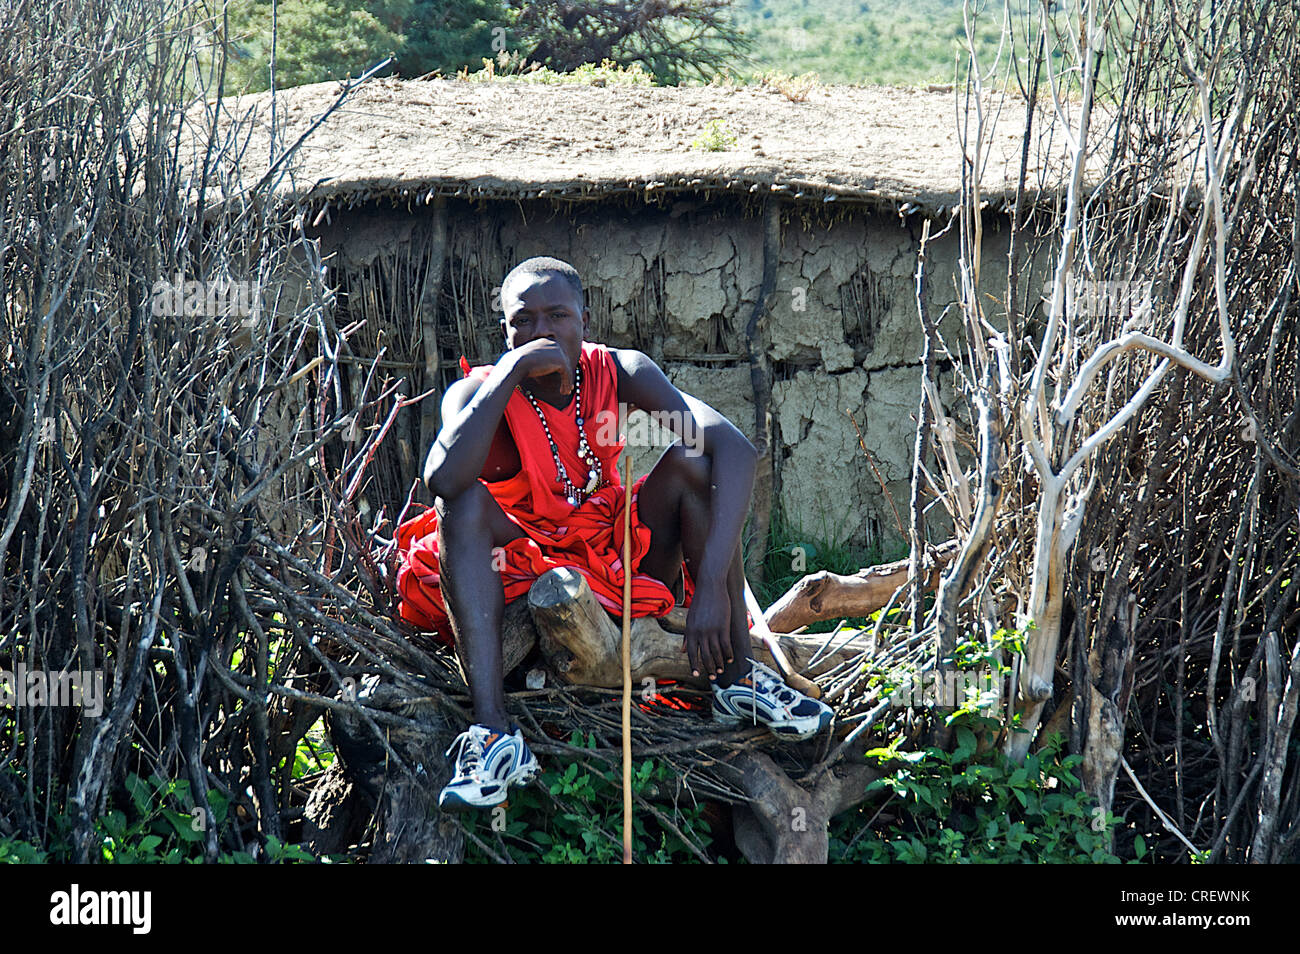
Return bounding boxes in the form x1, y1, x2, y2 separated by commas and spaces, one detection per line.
499, 256, 590, 367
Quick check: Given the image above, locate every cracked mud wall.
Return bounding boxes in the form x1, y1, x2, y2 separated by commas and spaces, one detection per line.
308, 196, 1030, 555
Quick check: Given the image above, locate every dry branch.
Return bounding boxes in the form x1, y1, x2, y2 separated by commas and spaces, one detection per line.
764, 541, 958, 633
924, 0, 1300, 860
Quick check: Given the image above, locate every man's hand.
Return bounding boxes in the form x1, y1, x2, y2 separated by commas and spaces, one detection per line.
682, 581, 733, 679
503, 338, 574, 395
424, 339, 570, 500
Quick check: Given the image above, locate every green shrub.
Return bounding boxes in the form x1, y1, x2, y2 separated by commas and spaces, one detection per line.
0, 837, 48, 863
460, 732, 713, 863
689, 119, 739, 152
0, 770, 329, 864
831, 723, 1124, 863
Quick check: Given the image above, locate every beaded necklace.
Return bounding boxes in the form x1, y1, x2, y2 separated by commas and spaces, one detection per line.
520, 362, 602, 506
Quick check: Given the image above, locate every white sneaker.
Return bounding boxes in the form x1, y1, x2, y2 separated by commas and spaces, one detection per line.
712, 660, 833, 740
438, 724, 539, 811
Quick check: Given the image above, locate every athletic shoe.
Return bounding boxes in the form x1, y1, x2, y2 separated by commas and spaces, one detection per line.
712, 659, 834, 740
438, 724, 539, 811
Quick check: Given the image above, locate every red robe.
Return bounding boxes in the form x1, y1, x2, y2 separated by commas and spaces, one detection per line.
395, 342, 690, 646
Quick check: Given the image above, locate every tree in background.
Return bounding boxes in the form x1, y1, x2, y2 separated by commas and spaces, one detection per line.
218, 0, 748, 91
503, 0, 750, 84
401, 0, 513, 78
223, 0, 412, 92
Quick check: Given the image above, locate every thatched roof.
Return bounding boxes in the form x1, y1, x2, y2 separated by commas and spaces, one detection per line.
189, 75, 1096, 214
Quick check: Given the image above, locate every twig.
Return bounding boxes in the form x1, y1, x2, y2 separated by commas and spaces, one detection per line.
1121, 757, 1203, 857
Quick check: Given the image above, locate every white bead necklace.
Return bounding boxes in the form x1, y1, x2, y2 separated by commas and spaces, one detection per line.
520, 363, 602, 506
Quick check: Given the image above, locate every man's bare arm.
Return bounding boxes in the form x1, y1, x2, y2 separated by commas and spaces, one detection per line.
424, 338, 577, 499
423, 376, 493, 499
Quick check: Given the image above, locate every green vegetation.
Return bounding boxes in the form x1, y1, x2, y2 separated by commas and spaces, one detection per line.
757, 68, 821, 100
288, 715, 337, 779
729, 0, 1009, 86
753, 504, 908, 628
218, 0, 412, 92
402, 0, 512, 79
3, 729, 1140, 864
213, 0, 741, 92
460, 732, 715, 863
690, 118, 741, 151
834, 725, 1127, 863
738, 0, 1175, 103
1, 701, 335, 864
0, 770, 329, 864
0, 837, 47, 864
456, 715, 1135, 863
460, 52, 655, 85
206, 0, 1088, 93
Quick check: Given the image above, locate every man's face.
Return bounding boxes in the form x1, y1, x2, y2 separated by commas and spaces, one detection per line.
500, 273, 589, 372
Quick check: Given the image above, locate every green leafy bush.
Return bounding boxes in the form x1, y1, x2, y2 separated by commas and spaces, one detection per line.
689, 119, 739, 152
0, 837, 48, 864
461, 732, 713, 863
0, 770, 328, 864
831, 724, 1124, 863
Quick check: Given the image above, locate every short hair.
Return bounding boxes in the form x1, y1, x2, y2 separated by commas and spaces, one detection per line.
500, 256, 584, 314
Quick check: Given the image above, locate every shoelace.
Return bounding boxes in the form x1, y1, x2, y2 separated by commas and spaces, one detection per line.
736, 663, 788, 725
446, 727, 489, 780
750, 664, 779, 693
752, 664, 797, 705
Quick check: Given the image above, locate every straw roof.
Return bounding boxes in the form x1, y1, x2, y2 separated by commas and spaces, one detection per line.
190, 75, 1098, 214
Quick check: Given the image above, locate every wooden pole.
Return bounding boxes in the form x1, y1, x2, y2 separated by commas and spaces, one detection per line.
418, 196, 446, 464
621, 454, 634, 865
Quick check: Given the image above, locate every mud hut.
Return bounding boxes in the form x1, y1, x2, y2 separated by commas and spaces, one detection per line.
204, 75, 1078, 562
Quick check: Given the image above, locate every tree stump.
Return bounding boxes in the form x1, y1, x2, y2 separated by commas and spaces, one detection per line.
304, 678, 464, 863
719, 752, 882, 863
527, 566, 873, 688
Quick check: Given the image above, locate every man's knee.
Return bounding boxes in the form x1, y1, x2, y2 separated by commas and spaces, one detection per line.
660, 442, 712, 496
435, 481, 522, 547
434, 481, 493, 525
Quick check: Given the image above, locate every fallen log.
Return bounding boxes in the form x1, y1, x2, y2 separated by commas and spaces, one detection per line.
763, 539, 960, 633
527, 567, 872, 689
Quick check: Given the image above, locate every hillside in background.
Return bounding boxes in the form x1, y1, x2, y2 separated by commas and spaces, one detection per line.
728, 0, 1037, 86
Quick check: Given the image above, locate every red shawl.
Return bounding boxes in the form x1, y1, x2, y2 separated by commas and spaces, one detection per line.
395, 342, 689, 646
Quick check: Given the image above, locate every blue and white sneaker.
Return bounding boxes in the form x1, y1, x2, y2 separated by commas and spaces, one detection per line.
438, 724, 539, 811
712, 660, 833, 740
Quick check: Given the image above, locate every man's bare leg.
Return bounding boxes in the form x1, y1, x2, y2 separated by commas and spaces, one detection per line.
636, 443, 754, 687
434, 481, 525, 731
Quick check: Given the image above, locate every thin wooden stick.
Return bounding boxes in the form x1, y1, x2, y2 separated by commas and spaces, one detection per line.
621, 453, 634, 865
1121, 758, 1203, 857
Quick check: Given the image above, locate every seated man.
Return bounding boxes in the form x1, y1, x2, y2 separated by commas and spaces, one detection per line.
395, 256, 832, 811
